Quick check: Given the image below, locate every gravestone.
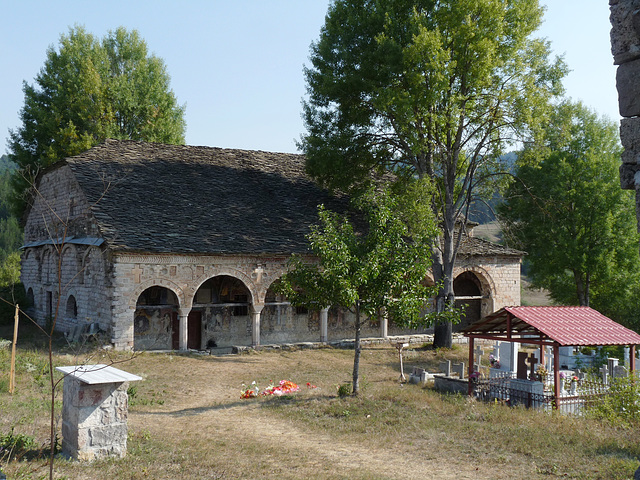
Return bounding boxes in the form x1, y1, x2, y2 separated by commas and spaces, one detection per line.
409, 367, 425, 384
613, 365, 628, 379
517, 352, 529, 380
526, 353, 538, 380
57, 364, 141, 461
475, 345, 484, 369
625, 347, 630, 366
599, 365, 609, 385
498, 341, 519, 372
439, 360, 451, 376
452, 362, 465, 379
608, 357, 619, 375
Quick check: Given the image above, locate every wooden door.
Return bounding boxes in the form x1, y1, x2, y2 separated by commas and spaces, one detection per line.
187, 311, 202, 350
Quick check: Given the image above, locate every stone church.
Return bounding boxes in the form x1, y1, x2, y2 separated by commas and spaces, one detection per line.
20, 139, 522, 351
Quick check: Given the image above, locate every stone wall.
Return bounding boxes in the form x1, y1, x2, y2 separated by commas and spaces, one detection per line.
454, 256, 522, 315
20, 244, 112, 334
23, 166, 99, 242
611, 0, 640, 223
61, 378, 129, 461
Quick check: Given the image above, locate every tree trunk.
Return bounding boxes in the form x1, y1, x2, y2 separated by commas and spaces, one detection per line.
352, 301, 362, 396
432, 229, 456, 349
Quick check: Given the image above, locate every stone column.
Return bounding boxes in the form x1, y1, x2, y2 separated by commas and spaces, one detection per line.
178, 307, 190, 351
251, 304, 264, 347
320, 307, 329, 343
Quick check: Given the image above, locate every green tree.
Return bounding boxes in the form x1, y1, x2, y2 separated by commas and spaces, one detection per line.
500, 101, 640, 330
301, 0, 566, 347
8, 25, 186, 216
277, 182, 441, 395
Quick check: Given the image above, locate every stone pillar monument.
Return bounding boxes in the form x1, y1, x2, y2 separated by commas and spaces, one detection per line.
611, 2, 640, 217
57, 364, 141, 461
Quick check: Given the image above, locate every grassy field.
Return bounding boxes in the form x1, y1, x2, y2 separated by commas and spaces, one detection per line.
0, 325, 638, 480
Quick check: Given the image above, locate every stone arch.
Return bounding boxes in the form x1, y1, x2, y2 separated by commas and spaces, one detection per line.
192, 268, 257, 305
452, 267, 495, 331
129, 279, 185, 311
26, 287, 35, 307
65, 294, 78, 322
133, 283, 181, 351
193, 274, 254, 349
60, 244, 80, 288
41, 247, 57, 285
21, 249, 40, 287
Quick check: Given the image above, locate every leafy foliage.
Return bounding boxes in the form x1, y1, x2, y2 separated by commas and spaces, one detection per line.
277, 182, 443, 394
8, 25, 186, 216
301, 0, 566, 347
588, 376, 640, 428
500, 101, 640, 330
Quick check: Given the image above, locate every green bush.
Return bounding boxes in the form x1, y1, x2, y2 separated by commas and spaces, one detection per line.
0, 427, 37, 461
336, 382, 352, 398
589, 375, 640, 428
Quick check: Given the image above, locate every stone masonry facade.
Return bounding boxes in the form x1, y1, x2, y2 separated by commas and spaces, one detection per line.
21, 140, 522, 351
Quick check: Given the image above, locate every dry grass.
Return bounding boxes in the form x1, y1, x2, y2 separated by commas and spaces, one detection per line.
0, 325, 638, 479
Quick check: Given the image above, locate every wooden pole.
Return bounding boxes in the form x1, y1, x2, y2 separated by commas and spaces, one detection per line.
553, 343, 560, 410
9, 304, 19, 394
468, 336, 475, 396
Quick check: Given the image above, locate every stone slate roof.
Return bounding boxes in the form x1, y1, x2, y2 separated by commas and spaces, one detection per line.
57, 139, 521, 258
457, 235, 523, 258
63, 139, 349, 255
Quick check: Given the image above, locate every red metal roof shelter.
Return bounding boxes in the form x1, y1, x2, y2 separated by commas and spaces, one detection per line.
462, 306, 640, 407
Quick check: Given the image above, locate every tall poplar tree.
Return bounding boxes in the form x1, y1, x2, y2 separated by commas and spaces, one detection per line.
8, 26, 186, 216
301, 0, 566, 347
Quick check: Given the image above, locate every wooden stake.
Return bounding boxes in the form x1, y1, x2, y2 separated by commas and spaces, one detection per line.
9, 304, 19, 394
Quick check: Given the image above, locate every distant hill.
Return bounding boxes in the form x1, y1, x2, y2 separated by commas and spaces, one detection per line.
0, 155, 15, 172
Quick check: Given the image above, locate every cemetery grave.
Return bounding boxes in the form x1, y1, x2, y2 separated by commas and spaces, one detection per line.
461, 306, 640, 414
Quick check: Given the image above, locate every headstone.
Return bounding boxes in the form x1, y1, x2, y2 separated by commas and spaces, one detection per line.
439, 360, 451, 376
600, 365, 609, 385
475, 345, 484, 369
498, 341, 519, 372
613, 365, 628, 379
608, 358, 619, 376
545, 346, 553, 374
526, 353, 538, 380
452, 362, 465, 379
409, 367, 426, 384
625, 347, 630, 366
517, 351, 529, 380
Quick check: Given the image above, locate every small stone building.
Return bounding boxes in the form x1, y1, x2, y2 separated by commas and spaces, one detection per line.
21, 139, 522, 350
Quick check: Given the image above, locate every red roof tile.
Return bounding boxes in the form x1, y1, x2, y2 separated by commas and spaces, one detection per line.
464, 306, 640, 346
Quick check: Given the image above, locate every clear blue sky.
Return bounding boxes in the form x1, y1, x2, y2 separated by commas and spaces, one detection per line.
0, 1, 617, 156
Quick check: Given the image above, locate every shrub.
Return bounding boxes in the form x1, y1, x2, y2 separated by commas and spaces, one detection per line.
589, 375, 640, 427
0, 428, 37, 461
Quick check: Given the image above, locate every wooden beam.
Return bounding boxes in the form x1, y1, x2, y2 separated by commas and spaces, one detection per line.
630, 345, 636, 374
553, 343, 560, 411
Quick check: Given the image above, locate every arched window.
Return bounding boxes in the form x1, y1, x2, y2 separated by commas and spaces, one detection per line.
66, 295, 78, 320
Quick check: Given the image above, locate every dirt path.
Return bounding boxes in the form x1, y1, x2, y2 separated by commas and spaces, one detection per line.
126, 353, 518, 480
